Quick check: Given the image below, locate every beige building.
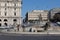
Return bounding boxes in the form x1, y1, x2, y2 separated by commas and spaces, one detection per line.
25, 10, 48, 23
0, 0, 22, 26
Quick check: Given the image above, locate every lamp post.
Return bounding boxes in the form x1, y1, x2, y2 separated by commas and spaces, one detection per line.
20, 17, 23, 31
38, 14, 42, 26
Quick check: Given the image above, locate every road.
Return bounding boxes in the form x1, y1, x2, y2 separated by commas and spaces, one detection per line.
0, 32, 60, 40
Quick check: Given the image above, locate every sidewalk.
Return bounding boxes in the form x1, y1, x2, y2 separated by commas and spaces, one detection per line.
1, 31, 47, 34
1, 30, 60, 35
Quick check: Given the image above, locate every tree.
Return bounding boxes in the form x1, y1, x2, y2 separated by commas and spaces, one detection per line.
44, 22, 50, 31
53, 13, 60, 22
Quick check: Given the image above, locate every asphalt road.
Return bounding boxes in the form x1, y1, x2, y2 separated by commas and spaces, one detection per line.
0, 33, 60, 40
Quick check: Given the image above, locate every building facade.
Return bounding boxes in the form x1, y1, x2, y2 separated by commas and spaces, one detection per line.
25, 10, 48, 23
0, 0, 22, 26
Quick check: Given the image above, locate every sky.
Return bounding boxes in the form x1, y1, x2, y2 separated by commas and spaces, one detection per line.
22, 0, 60, 18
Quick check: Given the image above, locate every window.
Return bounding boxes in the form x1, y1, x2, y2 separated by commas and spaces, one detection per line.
5, 12, 7, 16
13, 19, 17, 22
0, 3, 1, 6
7, 1, 9, 3
0, 19, 1, 21
4, 23, 7, 26
0, 23, 1, 26
14, 8, 16, 10
5, 3, 6, 6
0, 12, 1, 15
4, 19, 8, 21
5, 8, 6, 10
14, 12, 16, 16
14, 4, 16, 6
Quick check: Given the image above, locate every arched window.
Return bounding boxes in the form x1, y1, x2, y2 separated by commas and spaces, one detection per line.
13, 19, 17, 22
4, 19, 8, 21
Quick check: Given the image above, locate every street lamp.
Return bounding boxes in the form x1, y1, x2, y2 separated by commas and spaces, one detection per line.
38, 14, 42, 26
